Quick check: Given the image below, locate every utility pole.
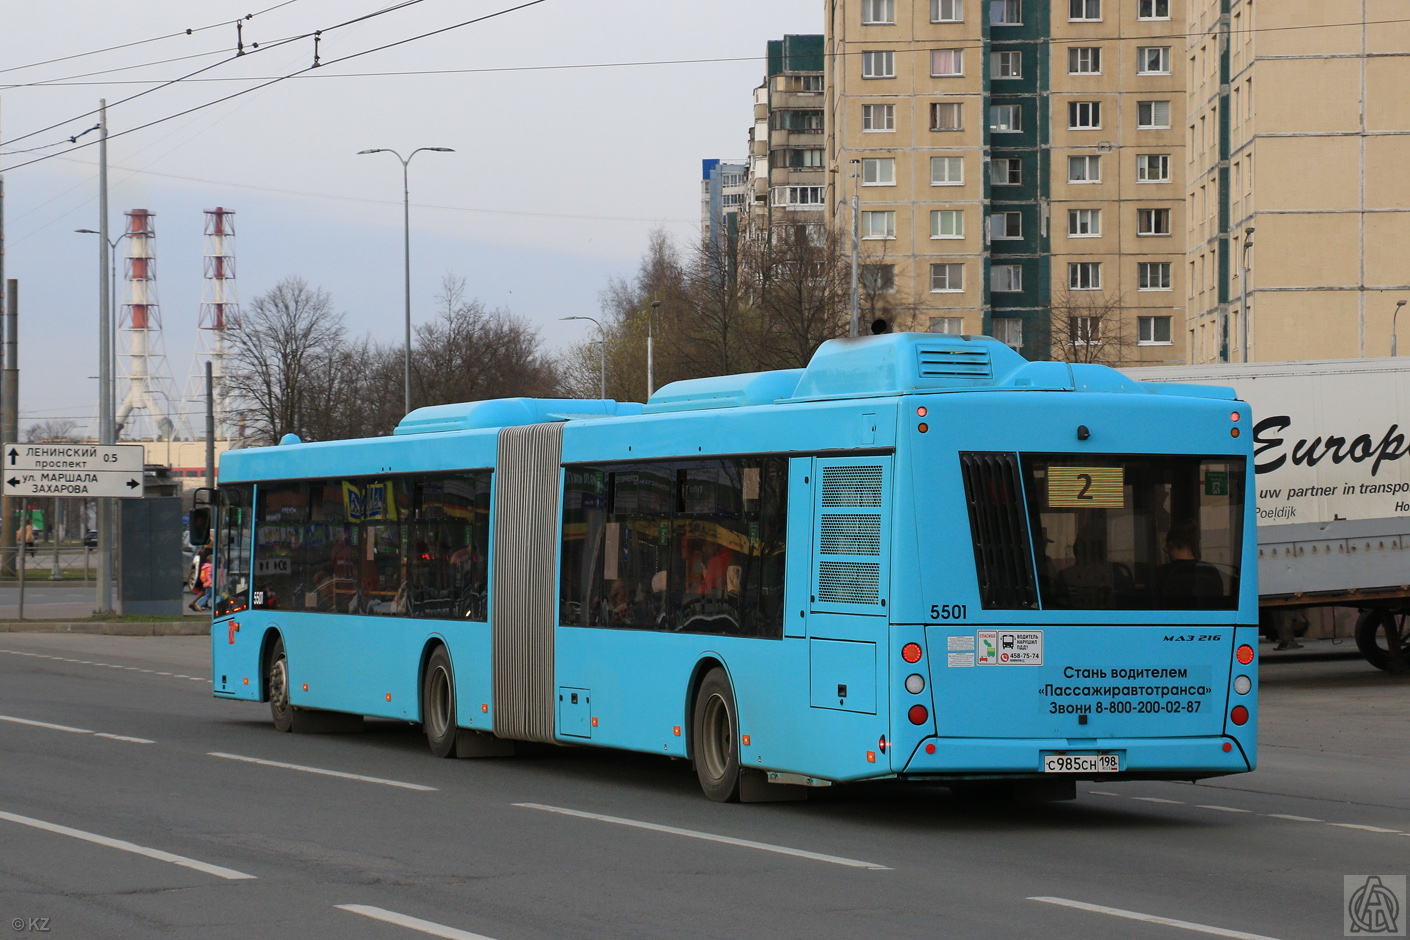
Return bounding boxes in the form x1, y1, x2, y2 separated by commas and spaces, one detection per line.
3, 279, 19, 598
205, 361, 215, 488
0, 173, 10, 582
1240, 227, 1254, 363
848, 159, 860, 338
97, 100, 115, 615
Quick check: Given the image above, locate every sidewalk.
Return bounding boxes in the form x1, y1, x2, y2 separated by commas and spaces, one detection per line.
1258, 635, 1365, 663
0, 619, 209, 635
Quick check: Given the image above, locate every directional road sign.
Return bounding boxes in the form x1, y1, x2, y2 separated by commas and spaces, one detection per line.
1, 443, 146, 499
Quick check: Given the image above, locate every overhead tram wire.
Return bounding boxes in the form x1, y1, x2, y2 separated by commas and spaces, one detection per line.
0, 0, 556, 172
0, 0, 439, 150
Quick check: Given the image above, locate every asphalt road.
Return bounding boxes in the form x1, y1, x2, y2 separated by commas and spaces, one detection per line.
0, 634, 1405, 940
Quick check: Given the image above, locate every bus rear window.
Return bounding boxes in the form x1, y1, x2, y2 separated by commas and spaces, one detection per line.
1022, 455, 1245, 611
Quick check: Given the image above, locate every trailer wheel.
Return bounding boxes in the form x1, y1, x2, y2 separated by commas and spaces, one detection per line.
1354, 609, 1410, 673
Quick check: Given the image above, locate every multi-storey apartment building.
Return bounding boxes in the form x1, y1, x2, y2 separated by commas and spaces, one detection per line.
825, 0, 1185, 363
747, 35, 828, 232
1187, 0, 1410, 363
701, 159, 749, 250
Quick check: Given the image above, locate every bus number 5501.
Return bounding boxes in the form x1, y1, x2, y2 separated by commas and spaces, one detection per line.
930, 604, 967, 621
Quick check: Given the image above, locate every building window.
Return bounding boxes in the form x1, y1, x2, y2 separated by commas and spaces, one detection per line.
862, 157, 896, 185
931, 102, 964, 130
992, 51, 1022, 78
1138, 46, 1171, 74
992, 265, 1023, 292
932, 209, 964, 238
1068, 100, 1101, 129
775, 110, 824, 132
989, 211, 1022, 240
1139, 261, 1173, 290
1137, 100, 1171, 128
771, 185, 825, 208
930, 316, 964, 332
861, 210, 896, 239
989, 103, 1021, 132
862, 103, 895, 131
1067, 154, 1101, 183
1137, 153, 1170, 182
1070, 316, 1100, 345
1138, 0, 1170, 19
862, 51, 896, 78
1069, 261, 1102, 290
933, 0, 963, 22
861, 264, 896, 293
1138, 315, 1173, 344
932, 49, 964, 76
1068, 208, 1101, 236
862, 0, 896, 24
1137, 207, 1171, 235
931, 155, 963, 184
930, 264, 964, 292
799, 75, 825, 92
1068, 47, 1101, 74
1069, 0, 1100, 20
990, 0, 1021, 24
991, 157, 1021, 185
992, 317, 1023, 348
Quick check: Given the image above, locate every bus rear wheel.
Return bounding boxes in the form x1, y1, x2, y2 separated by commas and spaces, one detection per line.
268, 637, 293, 733
692, 667, 741, 802
1355, 609, 1410, 673
422, 647, 458, 758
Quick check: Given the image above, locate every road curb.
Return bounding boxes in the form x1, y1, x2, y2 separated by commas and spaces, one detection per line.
0, 620, 210, 636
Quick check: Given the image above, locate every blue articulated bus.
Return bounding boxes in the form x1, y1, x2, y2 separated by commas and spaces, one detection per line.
208, 333, 1258, 801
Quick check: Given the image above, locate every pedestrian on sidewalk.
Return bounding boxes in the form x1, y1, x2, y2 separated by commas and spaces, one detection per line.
16, 521, 35, 559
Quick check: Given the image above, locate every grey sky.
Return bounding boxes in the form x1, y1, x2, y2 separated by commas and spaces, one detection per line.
1, 0, 820, 437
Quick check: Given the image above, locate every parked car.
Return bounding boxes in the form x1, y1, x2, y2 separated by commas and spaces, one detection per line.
82, 529, 98, 548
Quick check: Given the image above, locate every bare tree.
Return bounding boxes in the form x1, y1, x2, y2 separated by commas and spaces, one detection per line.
24, 420, 78, 442
226, 276, 346, 444
750, 222, 851, 370
1049, 285, 1132, 366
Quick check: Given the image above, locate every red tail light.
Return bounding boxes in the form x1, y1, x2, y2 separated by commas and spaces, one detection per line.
908, 704, 929, 725
1230, 705, 1249, 726
902, 642, 923, 663
1236, 644, 1254, 665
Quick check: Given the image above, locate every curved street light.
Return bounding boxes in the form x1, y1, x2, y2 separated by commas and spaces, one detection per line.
358, 146, 455, 416
561, 316, 605, 400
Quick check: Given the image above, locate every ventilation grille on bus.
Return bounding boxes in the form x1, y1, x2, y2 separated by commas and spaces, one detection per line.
959, 452, 1038, 610
917, 346, 993, 380
819, 515, 882, 555
821, 466, 883, 507
818, 561, 880, 605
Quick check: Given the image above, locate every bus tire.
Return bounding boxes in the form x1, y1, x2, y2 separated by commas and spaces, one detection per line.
1355, 609, 1410, 673
268, 637, 293, 733
692, 667, 741, 802
422, 646, 458, 758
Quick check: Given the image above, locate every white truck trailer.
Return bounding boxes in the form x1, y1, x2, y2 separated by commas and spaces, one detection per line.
1126, 358, 1410, 671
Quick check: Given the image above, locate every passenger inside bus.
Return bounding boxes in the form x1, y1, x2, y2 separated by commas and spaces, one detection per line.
1153, 522, 1226, 608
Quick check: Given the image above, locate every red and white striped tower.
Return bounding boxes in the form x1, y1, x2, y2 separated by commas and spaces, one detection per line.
114, 209, 180, 440
186, 207, 237, 436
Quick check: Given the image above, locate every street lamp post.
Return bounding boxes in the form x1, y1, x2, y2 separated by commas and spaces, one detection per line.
561, 316, 605, 399
646, 300, 661, 398
358, 146, 454, 417
1240, 227, 1254, 363
1393, 300, 1407, 357
849, 159, 861, 339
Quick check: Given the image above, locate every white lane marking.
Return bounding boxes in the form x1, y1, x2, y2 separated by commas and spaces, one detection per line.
1132, 797, 1184, 804
336, 905, 499, 940
1329, 823, 1402, 834
515, 802, 890, 871
94, 733, 154, 744
1264, 814, 1323, 823
0, 714, 91, 735
208, 752, 437, 792
0, 649, 209, 685
1198, 805, 1252, 813
1029, 897, 1284, 940
0, 809, 255, 881
1087, 790, 1120, 796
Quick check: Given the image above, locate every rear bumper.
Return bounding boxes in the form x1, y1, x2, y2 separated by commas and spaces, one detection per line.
898, 735, 1252, 778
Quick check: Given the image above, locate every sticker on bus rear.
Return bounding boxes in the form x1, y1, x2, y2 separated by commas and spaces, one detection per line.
977, 630, 1042, 666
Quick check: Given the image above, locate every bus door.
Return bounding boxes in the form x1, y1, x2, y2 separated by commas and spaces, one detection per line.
806, 457, 891, 724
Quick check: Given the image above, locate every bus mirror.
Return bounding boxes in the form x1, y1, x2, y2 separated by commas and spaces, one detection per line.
189, 507, 212, 547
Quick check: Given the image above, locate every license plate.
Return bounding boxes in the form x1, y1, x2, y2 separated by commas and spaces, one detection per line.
1044, 753, 1119, 774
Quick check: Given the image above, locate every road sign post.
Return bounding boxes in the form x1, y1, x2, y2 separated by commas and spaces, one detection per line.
1, 443, 145, 500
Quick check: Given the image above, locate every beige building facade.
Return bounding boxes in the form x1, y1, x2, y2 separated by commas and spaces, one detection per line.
825, 0, 1187, 364
1187, 0, 1410, 363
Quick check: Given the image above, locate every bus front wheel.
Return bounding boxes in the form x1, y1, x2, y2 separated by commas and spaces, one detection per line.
692, 668, 741, 802
268, 637, 293, 733
422, 646, 458, 758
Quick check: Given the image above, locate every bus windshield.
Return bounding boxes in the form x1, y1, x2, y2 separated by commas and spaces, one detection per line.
1022, 455, 1245, 611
